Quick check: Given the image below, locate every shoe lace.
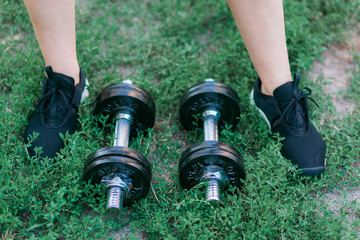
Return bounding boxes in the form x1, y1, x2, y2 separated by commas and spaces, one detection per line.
38, 85, 73, 115
277, 87, 319, 129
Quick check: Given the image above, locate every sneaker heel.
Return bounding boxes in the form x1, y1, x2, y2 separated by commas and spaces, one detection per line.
80, 78, 90, 103
250, 90, 272, 130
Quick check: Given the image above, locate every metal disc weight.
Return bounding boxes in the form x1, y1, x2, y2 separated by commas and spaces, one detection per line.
179, 141, 246, 190
180, 81, 240, 131
93, 83, 156, 137
83, 146, 152, 205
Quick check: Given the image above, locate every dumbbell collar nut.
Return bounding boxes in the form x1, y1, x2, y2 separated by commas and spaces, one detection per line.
101, 175, 133, 199
201, 166, 229, 189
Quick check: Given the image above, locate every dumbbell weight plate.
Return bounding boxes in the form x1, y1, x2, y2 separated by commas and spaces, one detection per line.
180, 81, 240, 131
93, 83, 156, 137
83, 146, 152, 205
179, 141, 246, 190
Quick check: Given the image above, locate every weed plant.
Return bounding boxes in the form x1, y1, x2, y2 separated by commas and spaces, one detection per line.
1, 0, 359, 239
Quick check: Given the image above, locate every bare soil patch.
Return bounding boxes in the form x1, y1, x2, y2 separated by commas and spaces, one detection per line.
309, 29, 359, 117
310, 28, 360, 234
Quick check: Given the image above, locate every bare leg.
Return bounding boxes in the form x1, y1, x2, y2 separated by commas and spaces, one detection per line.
23, 0, 79, 84
225, 0, 292, 96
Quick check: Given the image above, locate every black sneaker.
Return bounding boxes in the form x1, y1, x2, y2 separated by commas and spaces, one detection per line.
250, 74, 326, 176
24, 66, 89, 158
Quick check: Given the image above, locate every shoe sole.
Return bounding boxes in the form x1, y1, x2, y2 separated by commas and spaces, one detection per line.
249, 89, 325, 177
302, 166, 325, 176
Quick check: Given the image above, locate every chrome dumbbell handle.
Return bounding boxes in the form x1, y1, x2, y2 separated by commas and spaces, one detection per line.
202, 110, 220, 141
114, 113, 132, 147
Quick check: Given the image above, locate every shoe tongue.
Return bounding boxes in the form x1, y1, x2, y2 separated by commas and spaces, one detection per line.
44, 67, 75, 126
273, 81, 294, 102
46, 67, 75, 89
273, 81, 307, 134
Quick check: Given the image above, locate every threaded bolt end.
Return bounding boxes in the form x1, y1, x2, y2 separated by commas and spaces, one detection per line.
206, 179, 221, 201
106, 187, 124, 214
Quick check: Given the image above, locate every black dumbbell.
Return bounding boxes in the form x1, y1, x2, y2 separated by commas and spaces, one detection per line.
82, 80, 155, 214
179, 79, 246, 201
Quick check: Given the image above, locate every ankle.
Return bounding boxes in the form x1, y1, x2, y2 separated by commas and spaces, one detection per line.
259, 75, 292, 96
45, 64, 80, 85
261, 83, 274, 96
56, 67, 80, 85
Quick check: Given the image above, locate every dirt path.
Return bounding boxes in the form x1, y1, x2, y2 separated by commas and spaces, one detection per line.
309, 28, 360, 234
309, 28, 359, 117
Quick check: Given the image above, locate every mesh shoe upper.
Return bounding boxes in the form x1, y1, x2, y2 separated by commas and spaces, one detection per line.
252, 74, 326, 176
24, 66, 87, 158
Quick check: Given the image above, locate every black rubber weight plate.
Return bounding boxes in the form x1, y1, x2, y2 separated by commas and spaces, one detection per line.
179, 141, 246, 190
83, 146, 151, 205
93, 83, 156, 136
180, 81, 240, 131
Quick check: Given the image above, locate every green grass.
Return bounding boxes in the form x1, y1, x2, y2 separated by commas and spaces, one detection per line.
1, 0, 360, 239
